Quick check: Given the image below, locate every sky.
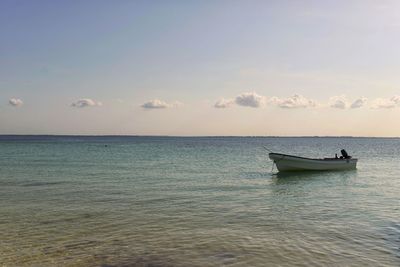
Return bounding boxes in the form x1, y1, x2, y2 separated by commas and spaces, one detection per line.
2, 0, 400, 136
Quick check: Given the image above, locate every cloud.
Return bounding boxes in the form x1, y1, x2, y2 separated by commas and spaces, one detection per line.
371, 96, 400, 109
141, 99, 182, 109
213, 93, 396, 111
9, 98, 23, 107
329, 95, 349, 109
269, 94, 317, 108
235, 92, 266, 108
71, 98, 102, 108
350, 97, 367, 109
214, 98, 234, 108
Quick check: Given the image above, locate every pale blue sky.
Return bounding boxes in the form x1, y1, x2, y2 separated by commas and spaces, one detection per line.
2, 1, 400, 136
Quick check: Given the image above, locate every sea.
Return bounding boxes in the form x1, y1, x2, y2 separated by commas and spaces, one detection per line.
0, 136, 399, 267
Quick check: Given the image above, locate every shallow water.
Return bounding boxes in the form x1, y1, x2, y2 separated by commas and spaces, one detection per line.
0, 136, 399, 266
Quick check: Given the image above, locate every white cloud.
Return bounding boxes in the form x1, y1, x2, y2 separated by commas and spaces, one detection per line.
350, 97, 367, 109
141, 99, 182, 109
9, 98, 23, 107
371, 96, 400, 109
329, 95, 349, 109
215, 93, 400, 111
71, 98, 102, 108
269, 94, 317, 109
235, 92, 266, 108
214, 98, 234, 108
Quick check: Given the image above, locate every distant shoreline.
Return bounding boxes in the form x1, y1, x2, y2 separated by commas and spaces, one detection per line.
0, 134, 399, 139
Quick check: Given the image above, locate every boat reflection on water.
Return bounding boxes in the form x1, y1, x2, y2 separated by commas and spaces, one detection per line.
271, 169, 357, 184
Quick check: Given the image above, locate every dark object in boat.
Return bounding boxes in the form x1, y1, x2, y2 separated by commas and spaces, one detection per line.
340, 149, 351, 159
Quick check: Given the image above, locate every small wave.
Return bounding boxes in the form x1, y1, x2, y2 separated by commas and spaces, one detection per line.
64, 240, 100, 250
381, 221, 400, 259
240, 171, 272, 179
100, 255, 175, 267
39, 213, 100, 225
21, 181, 70, 187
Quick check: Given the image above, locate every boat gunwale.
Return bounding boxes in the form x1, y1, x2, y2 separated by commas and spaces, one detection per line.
269, 152, 358, 162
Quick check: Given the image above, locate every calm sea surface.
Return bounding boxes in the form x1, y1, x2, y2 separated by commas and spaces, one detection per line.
1, 136, 399, 266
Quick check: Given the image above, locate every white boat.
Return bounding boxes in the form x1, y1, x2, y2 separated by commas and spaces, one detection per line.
269, 151, 357, 172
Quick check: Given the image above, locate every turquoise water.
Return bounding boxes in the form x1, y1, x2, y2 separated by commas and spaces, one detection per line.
1, 136, 399, 266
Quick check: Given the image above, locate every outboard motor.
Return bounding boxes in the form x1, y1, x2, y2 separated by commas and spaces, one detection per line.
341, 149, 351, 159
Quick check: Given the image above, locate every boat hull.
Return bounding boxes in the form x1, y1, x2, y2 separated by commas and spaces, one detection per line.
269, 153, 357, 172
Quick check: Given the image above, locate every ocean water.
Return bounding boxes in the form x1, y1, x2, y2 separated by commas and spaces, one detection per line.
0, 136, 399, 267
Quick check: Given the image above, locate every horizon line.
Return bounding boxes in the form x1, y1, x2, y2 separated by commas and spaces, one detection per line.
0, 134, 399, 139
